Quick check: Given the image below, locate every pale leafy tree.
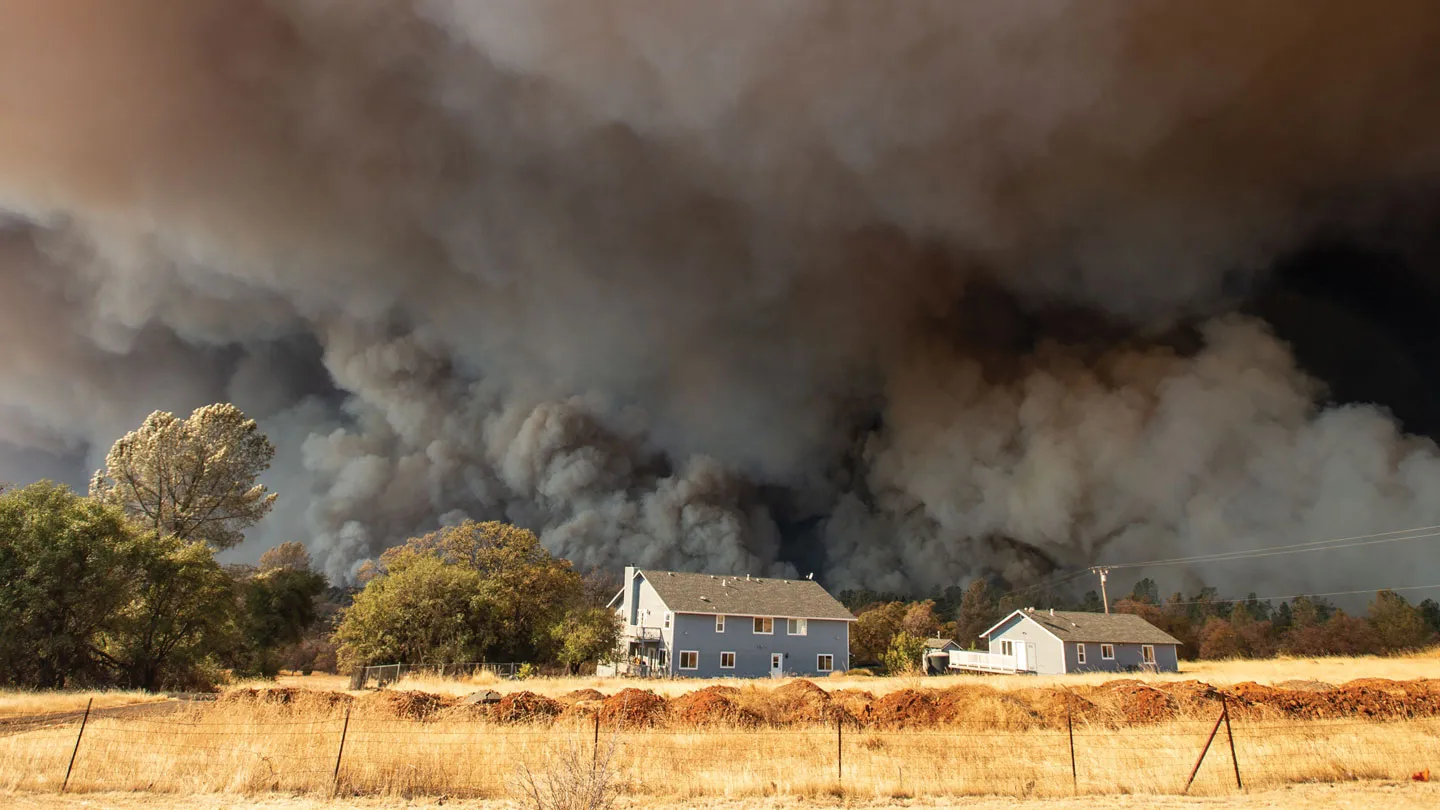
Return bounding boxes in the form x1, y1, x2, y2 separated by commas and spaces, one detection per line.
91, 404, 277, 550
259, 541, 313, 572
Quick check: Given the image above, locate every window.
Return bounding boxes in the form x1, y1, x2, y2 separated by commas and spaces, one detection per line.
1101, 644, 1115, 660
715, 615, 725, 633
659, 650, 668, 667
753, 617, 773, 634
1000, 640, 1013, 656
664, 612, 671, 630
720, 651, 736, 669
787, 618, 808, 636
817, 654, 834, 673
679, 650, 698, 670
1076, 643, 1086, 665
1142, 645, 1155, 665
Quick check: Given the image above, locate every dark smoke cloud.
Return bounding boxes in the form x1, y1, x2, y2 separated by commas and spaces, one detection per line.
4, 0, 1440, 596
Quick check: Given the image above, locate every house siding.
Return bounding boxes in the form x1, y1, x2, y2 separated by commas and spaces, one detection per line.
671, 613, 848, 678
1063, 641, 1179, 673
985, 614, 1066, 675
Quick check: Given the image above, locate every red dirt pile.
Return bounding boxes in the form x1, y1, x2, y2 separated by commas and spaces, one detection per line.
869, 688, 939, 728
599, 688, 667, 728
493, 691, 563, 723
1222, 678, 1440, 720
669, 685, 758, 726
829, 689, 875, 721
219, 688, 352, 711
356, 690, 455, 721
561, 688, 606, 703
770, 680, 845, 724
1101, 680, 1177, 724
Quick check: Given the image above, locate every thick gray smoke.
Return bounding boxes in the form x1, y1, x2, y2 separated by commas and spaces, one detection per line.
4, 0, 1440, 596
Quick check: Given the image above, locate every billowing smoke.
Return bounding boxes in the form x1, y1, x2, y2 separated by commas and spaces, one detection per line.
5, 1, 1440, 595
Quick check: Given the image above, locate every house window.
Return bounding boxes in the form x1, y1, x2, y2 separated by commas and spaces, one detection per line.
787, 618, 808, 636
1000, 640, 1014, 656
715, 615, 725, 633
753, 617, 773, 634
664, 612, 671, 630
1076, 644, 1086, 665
679, 650, 698, 670
1142, 645, 1155, 665
720, 651, 736, 669
1101, 644, 1115, 660
817, 654, 834, 672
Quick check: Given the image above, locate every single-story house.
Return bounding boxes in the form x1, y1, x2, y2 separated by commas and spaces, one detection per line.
949, 608, 1181, 675
598, 566, 856, 679
923, 638, 961, 674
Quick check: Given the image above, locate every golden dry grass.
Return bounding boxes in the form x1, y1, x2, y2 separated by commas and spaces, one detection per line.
0, 690, 166, 718
3, 693, 1439, 801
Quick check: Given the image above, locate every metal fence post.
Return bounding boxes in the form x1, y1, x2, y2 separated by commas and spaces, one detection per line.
1184, 701, 1227, 793
593, 713, 601, 771
1222, 695, 1242, 790
836, 716, 843, 788
331, 707, 351, 796
1067, 699, 1077, 792
60, 698, 92, 793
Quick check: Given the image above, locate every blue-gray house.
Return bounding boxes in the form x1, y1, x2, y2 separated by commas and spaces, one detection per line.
949, 608, 1181, 675
599, 567, 856, 678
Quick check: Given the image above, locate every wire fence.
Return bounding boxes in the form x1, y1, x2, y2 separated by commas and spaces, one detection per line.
348, 662, 523, 689
4, 698, 1438, 798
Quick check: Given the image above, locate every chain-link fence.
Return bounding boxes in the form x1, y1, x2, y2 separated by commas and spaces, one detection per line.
348, 662, 522, 689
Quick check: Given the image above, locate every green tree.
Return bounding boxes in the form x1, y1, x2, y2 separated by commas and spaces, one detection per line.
1130, 578, 1160, 604
880, 631, 926, 675
851, 602, 906, 666
0, 482, 141, 688
236, 567, 328, 676
258, 541, 313, 573
91, 404, 277, 551
954, 580, 999, 649
1419, 599, 1440, 636
1367, 590, 1434, 652
332, 553, 496, 670
550, 607, 622, 675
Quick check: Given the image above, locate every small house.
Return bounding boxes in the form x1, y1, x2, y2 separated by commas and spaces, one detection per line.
949, 608, 1181, 675
923, 638, 960, 674
599, 566, 856, 678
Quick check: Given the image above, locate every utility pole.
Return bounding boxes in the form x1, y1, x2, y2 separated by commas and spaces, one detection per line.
1093, 567, 1111, 614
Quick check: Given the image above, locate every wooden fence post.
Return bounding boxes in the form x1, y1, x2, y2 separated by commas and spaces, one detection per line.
593, 713, 601, 771
331, 707, 351, 796
60, 698, 92, 793
1183, 701, 1228, 794
1067, 699, 1077, 792
836, 716, 843, 788
1222, 695, 1242, 790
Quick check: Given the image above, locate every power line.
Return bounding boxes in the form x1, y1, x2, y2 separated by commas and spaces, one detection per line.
1101, 524, 1440, 570
1148, 582, 1440, 608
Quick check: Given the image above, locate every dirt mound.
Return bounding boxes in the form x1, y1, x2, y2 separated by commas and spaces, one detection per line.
356, 690, 454, 721
1275, 680, 1335, 693
561, 688, 606, 703
869, 688, 939, 728
829, 689, 874, 721
669, 686, 758, 726
493, 691, 563, 723
1008, 687, 1090, 728
219, 688, 352, 711
1103, 681, 1177, 724
599, 688, 667, 728
770, 680, 837, 724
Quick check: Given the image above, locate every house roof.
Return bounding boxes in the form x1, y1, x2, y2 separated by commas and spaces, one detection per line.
984, 609, 1182, 646
924, 638, 959, 650
636, 570, 857, 622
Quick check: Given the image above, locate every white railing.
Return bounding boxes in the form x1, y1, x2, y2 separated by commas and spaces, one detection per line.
947, 650, 1019, 674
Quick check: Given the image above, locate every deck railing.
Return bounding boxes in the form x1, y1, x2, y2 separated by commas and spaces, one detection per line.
947, 650, 1020, 674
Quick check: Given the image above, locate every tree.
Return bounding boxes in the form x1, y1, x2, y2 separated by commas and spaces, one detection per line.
236, 567, 328, 676
550, 607, 622, 674
0, 482, 141, 688
851, 602, 906, 666
880, 631, 926, 675
259, 541, 313, 573
901, 600, 941, 639
954, 580, 999, 649
1419, 599, 1440, 637
1130, 578, 1160, 604
1367, 590, 1434, 652
333, 553, 496, 670
91, 404, 277, 550
1198, 618, 1243, 659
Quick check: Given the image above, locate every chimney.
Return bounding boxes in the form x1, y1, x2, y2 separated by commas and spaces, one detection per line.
624, 566, 637, 625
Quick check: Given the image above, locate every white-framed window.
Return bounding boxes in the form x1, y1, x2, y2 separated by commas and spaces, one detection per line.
1000, 640, 1014, 656
1076, 643, 1086, 665
753, 617, 774, 634
679, 650, 698, 670
1142, 645, 1155, 665
787, 618, 808, 636
817, 654, 834, 672
720, 651, 736, 669
715, 615, 725, 633
664, 612, 671, 630
1101, 644, 1115, 660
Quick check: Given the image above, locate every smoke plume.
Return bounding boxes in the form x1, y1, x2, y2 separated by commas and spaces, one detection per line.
5, 0, 1440, 596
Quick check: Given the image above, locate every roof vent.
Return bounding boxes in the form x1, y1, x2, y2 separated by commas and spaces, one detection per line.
1049, 608, 1054, 616
746, 574, 751, 581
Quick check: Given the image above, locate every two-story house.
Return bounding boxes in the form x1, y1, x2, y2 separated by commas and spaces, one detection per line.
600, 567, 856, 678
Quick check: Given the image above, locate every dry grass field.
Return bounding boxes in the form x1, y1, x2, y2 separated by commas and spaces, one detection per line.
3, 652, 1438, 807
0, 690, 167, 718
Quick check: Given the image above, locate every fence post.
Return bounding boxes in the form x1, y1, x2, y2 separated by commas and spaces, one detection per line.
1067, 699, 1077, 792
836, 716, 843, 788
593, 713, 601, 771
60, 698, 92, 793
1183, 701, 1227, 793
1222, 695, 1242, 790
331, 707, 351, 796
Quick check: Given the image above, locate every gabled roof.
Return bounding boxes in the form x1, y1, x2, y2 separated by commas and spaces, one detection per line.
983, 609, 1181, 646
924, 638, 960, 650
636, 569, 856, 622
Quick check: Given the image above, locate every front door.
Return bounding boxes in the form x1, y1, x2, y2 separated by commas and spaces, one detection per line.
770, 653, 783, 676
1013, 642, 1028, 672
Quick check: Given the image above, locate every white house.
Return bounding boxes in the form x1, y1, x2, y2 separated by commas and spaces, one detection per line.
598, 567, 856, 678
948, 608, 1182, 675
